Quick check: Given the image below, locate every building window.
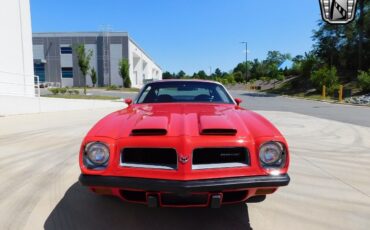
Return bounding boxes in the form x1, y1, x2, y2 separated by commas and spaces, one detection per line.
34, 63, 45, 82
60, 47, 72, 54
61, 67, 73, 78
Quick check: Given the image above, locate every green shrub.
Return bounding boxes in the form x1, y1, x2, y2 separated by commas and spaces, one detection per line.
215, 77, 228, 85
260, 76, 270, 82
124, 76, 132, 88
358, 70, 370, 92
276, 74, 285, 82
249, 79, 257, 84
310, 66, 338, 93
233, 71, 244, 83
73, 90, 80, 95
49, 88, 59, 95
225, 74, 235, 85
106, 84, 119, 90
59, 88, 67, 94
67, 89, 74, 95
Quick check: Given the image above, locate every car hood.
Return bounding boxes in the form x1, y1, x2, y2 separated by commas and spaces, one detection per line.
86, 103, 282, 139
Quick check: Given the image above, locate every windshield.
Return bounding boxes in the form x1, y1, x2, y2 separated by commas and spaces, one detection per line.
136, 81, 234, 104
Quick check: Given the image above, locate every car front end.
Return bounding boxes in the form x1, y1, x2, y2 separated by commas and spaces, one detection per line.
79, 80, 290, 208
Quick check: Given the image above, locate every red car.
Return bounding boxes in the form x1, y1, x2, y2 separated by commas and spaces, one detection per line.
79, 80, 290, 208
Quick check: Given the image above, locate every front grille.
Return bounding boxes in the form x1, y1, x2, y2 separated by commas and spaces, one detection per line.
192, 147, 249, 170
121, 148, 177, 170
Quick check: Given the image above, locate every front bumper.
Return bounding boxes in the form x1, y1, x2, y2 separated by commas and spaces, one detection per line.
79, 174, 290, 193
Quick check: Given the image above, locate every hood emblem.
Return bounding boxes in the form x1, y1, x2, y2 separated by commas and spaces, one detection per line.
179, 155, 189, 164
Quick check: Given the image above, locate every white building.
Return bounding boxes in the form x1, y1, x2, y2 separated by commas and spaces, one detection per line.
32, 32, 162, 88
0, 0, 34, 97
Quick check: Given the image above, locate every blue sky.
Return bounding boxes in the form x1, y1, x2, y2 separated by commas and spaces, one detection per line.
30, 0, 321, 74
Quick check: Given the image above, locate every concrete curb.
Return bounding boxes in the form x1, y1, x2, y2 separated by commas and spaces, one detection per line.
280, 94, 370, 108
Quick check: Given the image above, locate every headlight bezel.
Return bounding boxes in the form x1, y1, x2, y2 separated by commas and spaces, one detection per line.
83, 142, 110, 169
259, 141, 286, 169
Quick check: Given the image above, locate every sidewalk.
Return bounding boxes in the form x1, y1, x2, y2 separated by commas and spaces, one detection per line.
0, 95, 124, 116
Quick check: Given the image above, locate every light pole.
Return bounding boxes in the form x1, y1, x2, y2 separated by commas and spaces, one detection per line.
241, 42, 248, 82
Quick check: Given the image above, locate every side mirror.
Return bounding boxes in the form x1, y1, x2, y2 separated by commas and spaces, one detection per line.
124, 98, 133, 106
234, 98, 242, 106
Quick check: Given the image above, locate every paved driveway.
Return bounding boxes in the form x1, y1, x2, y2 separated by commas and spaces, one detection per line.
71, 88, 370, 127
0, 103, 369, 229
230, 90, 370, 127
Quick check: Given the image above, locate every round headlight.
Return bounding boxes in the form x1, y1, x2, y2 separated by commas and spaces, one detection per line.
259, 142, 283, 166
85, 142, 110, 166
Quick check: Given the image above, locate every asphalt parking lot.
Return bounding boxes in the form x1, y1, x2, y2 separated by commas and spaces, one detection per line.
85, 89, 370, 127
230, 90, 370, 127
0, 92, 369, 230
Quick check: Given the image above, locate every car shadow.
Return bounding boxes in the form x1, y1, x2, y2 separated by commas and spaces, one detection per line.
44, 182, 252, 230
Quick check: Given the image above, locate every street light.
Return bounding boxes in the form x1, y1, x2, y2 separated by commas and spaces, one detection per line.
241, 42, 248, 82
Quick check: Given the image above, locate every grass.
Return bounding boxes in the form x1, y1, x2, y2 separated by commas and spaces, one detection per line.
287, 93, 337, 102
99, 86, 140, 92
264, 77, 354, 102
43, 94, 121, 100
112, 87, 140, 92
63, 87, 141, 92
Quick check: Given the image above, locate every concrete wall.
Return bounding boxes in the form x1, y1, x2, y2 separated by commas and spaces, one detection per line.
33, 45, 44, 60
128, 39, 162, 88
0, 0, 34, 97
33, 37, 61, 84
110, 44, 123, 86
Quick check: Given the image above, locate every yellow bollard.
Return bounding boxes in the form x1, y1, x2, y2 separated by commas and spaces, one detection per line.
338, 85, 343, 103
322, 85, 326, 99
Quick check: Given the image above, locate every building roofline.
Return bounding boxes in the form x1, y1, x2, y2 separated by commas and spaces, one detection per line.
32, 31, 162, 71
32, 31, 128, 37
128, 37, 162, 71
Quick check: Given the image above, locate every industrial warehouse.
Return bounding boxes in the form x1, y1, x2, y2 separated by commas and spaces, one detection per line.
32, 32, 162, 88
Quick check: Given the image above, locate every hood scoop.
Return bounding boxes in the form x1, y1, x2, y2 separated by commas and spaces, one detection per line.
200, 128, 237, 136
131, 116, 168, 136
199, 115, 237, 136
131, 129, 167, 136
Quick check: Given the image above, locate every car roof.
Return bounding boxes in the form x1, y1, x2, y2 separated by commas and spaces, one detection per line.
148, 79, 223, 85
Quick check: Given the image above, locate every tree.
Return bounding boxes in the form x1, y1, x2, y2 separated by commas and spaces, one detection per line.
358, 70, 370, 92
312, 1, 370, 79
192, 72, 199, 79
300, 52, 319, 79
249, 59, 266, 80
197, 70, 208, 79
233, 63, 246, 75
90, 67, 97, 87
214, 68, 222, 77
233, 71, 244, 83
75, 44, 93, 95
177, 70, 186, 79
358, 0, 365, 71
292, 55, 304, 63
265, 51, 291, 66
119, 59, 130, 88
162, 71, 173, 79
310, 66, 338, 93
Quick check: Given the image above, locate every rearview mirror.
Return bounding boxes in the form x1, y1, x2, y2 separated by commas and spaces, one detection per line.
234, 98, 242, 106
124, 98, 133, 105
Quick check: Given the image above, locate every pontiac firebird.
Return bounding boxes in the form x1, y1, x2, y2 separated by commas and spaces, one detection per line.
79, 80, 290, 208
